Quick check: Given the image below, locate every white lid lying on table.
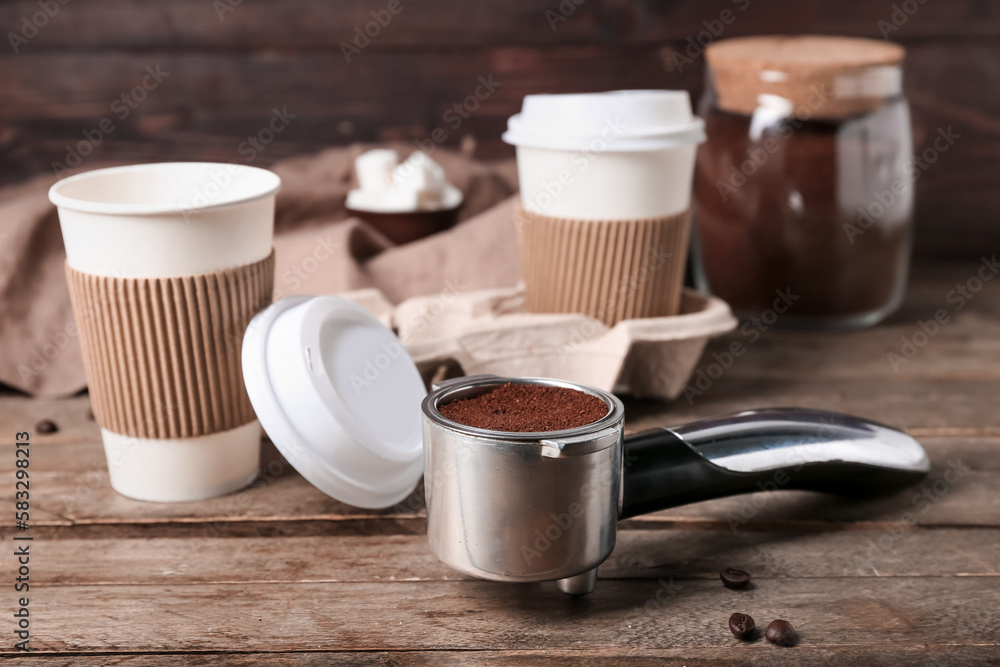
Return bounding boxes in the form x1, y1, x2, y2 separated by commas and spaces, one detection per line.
241, 295, 426, 509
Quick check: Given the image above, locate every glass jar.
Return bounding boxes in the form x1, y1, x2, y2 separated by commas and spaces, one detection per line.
693, 36, 913, 329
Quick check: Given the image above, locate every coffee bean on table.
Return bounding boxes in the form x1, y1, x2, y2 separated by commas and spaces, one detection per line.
720, 567, 751, 589
765, 619, 798, 646
728, 612, 756, 640
85, 407, 95, 421
36, 419, 58, 434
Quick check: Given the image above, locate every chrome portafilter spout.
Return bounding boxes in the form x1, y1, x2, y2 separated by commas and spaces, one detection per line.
421, 376, 930, 596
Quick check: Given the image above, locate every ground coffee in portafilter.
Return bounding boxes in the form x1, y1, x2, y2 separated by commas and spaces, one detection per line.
439, 383, 608, 432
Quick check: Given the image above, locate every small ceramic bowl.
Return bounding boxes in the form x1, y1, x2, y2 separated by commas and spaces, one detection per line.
346, 204, 462, 245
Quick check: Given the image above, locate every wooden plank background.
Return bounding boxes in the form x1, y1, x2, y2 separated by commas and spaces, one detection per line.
1, 0, 998, 259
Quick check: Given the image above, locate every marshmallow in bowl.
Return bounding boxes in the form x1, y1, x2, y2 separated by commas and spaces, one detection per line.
347, 149, 463, 213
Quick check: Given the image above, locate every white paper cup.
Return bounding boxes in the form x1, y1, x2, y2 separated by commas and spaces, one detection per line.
50, 162, 280, 502
504, 91, 705, 322
503, 90, 705, 220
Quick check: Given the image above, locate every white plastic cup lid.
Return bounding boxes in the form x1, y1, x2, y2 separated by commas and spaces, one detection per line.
502, 90, 706, 152
242, 295, 426, 509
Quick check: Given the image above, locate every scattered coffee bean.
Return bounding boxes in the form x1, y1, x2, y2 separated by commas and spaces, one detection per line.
728, 612, 756, 640
36, 419, 58, 434
85, 407, 95, 421
720, 567, 751, 589
765, 619, 798, 646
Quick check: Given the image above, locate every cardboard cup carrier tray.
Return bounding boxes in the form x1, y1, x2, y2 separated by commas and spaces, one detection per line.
343, 285, 736, 400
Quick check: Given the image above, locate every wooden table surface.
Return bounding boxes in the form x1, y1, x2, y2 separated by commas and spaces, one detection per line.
2, 262, 999, 666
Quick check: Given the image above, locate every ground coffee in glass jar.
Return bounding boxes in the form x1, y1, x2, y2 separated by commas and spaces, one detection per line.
694, 36, 913, 329
438, 382, 608, 432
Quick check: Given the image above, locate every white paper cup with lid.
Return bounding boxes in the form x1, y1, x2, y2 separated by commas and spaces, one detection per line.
50, 162, 280, 502
503, 89, 705, 220
503, 91, 706, 323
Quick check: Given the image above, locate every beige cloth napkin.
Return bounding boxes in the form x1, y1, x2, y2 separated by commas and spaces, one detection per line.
0, 145, 519, 398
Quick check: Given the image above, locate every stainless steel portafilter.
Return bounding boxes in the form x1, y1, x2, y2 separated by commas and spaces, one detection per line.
421, 375, 930, 596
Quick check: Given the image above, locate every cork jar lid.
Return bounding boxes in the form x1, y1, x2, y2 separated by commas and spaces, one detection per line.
705, 35, 906, 119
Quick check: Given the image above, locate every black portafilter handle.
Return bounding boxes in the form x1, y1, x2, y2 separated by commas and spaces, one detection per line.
620, 408, 930, 520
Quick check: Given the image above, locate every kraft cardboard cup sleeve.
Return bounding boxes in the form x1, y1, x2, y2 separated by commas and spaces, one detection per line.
515, 205, 692, 326
49, 162, 281, 502
65, 254, 275, 438
503, 90, 705, 324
